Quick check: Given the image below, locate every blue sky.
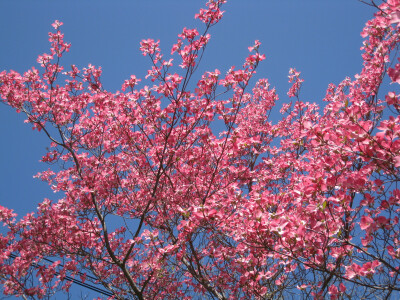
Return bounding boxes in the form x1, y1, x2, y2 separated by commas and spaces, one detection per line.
0, 0, 376, 298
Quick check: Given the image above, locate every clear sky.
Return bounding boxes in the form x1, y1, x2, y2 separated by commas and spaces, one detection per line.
0, 0, 376, 298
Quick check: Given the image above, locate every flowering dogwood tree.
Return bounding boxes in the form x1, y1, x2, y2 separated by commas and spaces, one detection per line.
1, 0, 400, 299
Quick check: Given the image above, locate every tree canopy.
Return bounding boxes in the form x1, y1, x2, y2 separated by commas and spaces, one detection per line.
1, 0, 400, 299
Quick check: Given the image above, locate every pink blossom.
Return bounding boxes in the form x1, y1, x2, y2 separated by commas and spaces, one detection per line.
51, 20, 63, 30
